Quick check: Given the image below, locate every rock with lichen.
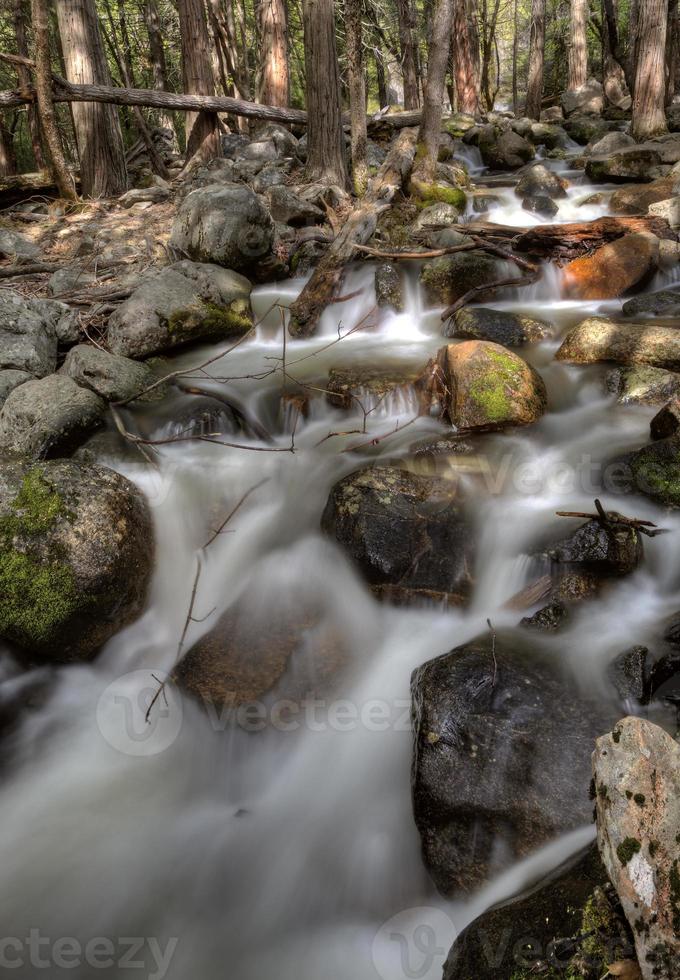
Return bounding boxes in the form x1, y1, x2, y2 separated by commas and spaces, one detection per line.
615, 436, 680, 508
593, 717, 680, 980
445, 307, 552, 347
60, 345, 163, 403
0, 375, 105, 459
0, 461, 152, 660
374, 263, 404, 311
420, 252, 504, 306
557, 317, 680, 369
108, 260, 253, 358
606, 365, 680, 406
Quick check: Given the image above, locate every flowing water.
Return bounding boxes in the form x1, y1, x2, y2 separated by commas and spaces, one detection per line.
1, 150, 680, 980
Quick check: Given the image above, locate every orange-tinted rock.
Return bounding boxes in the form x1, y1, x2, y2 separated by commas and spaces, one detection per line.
562, 233, 659, 300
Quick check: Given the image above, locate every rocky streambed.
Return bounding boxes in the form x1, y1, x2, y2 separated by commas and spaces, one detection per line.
1, 100, 680, 979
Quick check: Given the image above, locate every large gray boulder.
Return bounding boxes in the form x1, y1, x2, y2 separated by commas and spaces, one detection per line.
411, 631, 618, 894
561, 78, 605, 116
60, 345, 160, 403
557, 317, 680, 370
479, 128, 534, 170
108, 260, 253, 358
514, 163, 568, 199
445, 307, 552, 346
170, 182, 274, 273
593, 718, 680, 980
0, 460, 153, 660
585, 148, 664, 183
0, 291, 58, 377
606, 365, 680, 405
0, 375, 105, 459
587, 131, 636, 157
0, 371, 32, 409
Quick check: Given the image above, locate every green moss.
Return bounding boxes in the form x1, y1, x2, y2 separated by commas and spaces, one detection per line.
167, 300, 252, 339
411, 177, 467, 211
0, 467, 66, 537
617, 837, 642, 865
469, 348, 524, 423
630, 450, 680, 507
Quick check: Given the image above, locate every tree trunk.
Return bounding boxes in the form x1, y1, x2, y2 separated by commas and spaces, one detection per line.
454, 0, 481, 115
143, 0, 176, 134
345, 0, 369, 194
256, 0, 290, 106
631, 0, 668, 139
479, 0, 500, 112
302, 0, 348, 187
412, 0, 454, 190
13, 0, 45, 169
0, 119, 17, 178
525, 0, 546, 119
395, 0, 420, 108
32, 0, 78, 198
666, 0, 680, 104
628, 0, 640, 92
54, 0, 127, 196
512, 0, 519, 113
177, 0, 222, 164
602, 0, 629, 107
567, 0, 588, 91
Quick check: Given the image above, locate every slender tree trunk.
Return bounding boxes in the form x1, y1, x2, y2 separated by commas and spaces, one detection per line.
666, 0, 680, 104
628, 0, 640, 92
602, 0, 629, 107
395, 0, 420, 108
631, 0, 668, 139
302, 0, 348, 187
256, 0, 290, 106
345, 0, 368, 194
0, 119, 17, 178
143, 0, 177, 135
512, 0, 519, 113
568, 0, 588, 91
177, 0, 222, 164
525, 0, 545, 119
32, 0, 78, 198
55, 0, 127, 196
412, 0, 454, 189
13, 0, 46, 169
479, 0, 499, 112
454, 0, 481, 115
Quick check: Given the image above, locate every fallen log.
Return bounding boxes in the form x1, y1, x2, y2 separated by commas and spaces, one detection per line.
513, 216, 676, 261
288, 128, 418, 339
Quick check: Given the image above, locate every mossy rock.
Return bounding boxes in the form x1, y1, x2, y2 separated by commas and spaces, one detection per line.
0, 461, 153, 661
420, 251, 502, 306
616, 436, 680, 508
411, 177, 467, 211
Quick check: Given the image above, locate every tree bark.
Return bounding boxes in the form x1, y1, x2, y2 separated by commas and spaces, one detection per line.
567, 0, 588, 91
395, 0, 420, 108
602, 0, 630, 107
666, 0, 680, 104
631, 0, 667, 140
256, 0, 290, 107
454, 0, 481, 115
13, 0, 45, 169
177, 0, 222, 165
31, 0, 78, 199
288, 127, 418, 338
525, 0, 546, 119
345, 0, 369, 194
479, 0, 500, 112
512, 0, 519, 113
302, 0, 348, 187
143, 0, 176, 134
0, 119, 17, 178
412, 0, 454, 189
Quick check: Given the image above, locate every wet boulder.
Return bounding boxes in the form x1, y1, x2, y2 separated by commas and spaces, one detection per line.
169, 182, 274, 273
477, 127, 534, 170
593, 718, 680, 979
557, 317, 680, 370
616, 436, 680, 508
325, 365, 429, 413
444, 307, 551, 347
605, 365, 680, 405
585, 149, 663, 183
60, 345, 160, 403
561, 78, 605, 116
0, 460, 153, 660
0, 375, 105, 459
608, 645, 649, 703
374, 263, 404, 312
436, 341, 547, 431
411, 631, 618, 894
622, 289, 680, 318
108, 260, 253, 358
651, 399, 680, 440
321, 466, 474, 604
562, 234, 659, 300
0, 371, 32, 409
514, 163, 568, 199
548, 516, 643, 577
522, 195, 559, 218
419, 251, 503, 306
529, 122, 567, 150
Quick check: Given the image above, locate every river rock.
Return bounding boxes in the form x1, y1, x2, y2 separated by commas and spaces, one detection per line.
443, 844, 633, 979
266, 185, 323, 226
420, 252, 503, 306
0, 375, 105, 459
0, 460, 153, 660
169, 182, 274, 273
60, 345, 159, 403
529, 122, 567, 149
321, 465, 473, 604
0, 291, 61, 378
564, 114, 612, 145
411, 631, 618, 894
374, 263, 403, 311
0, 370, 33, 409
587, 131, 636, 157
548, 515, 642, 577
616, 436, 680, 507
541, 106, 564, 123
585, 149, 663, 183
651, 399, 680, 440
107, 260, 252, 358
515, 163, 568, 199
444, 307, 551, 346
562, 78, 605, 116
478, 128, 534, 170
649, 196, 680, 228
606, 365, 680, 405
594, 718, 680, 979
436, 341, 547, 430
611, 176, 678, 214
522, 195, 559, 217
622, 289, 680, 318
562, 234, 659, 300
414, 201, 464, 229
557, 317, 680, 370
325, 365, 429, 412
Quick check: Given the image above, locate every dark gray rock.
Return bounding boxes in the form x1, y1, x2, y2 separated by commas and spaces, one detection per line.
374, 263, 404, 311
0, 375, 105, 459
266, 185, 324, 226
522, 194, 559, 218
515, 164, 568, 199
607, 645, 649, 702
420, 252, 503, 306
444, 306, 551, 346
547, 516, 643, 577
651, 398, 680, 440
622, 290, 680, 318
60, 345, 161, 403
0, 370, 33, 409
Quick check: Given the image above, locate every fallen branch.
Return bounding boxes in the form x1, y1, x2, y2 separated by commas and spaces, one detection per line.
441, 273, 538, 320
556, 499, 666, 538
0, 261, 63, 278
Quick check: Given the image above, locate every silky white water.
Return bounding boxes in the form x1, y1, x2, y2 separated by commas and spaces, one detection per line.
0, 158, 678, 980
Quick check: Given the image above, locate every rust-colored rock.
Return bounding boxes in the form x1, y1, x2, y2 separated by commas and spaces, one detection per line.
562, 233, 659, 300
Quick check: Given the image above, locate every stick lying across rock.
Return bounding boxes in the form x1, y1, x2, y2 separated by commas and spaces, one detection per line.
556, 498, 666, 537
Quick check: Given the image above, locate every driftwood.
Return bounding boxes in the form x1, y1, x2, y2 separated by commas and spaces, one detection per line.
0, 261, 63, 279
513, 216, 677, 260
556, 499, 666, 538
441, 273, 539, 320
288, 127, 418, 338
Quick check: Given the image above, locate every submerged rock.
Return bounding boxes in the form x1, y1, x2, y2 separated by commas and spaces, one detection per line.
411, 631, 618, 894
606, 365, 680, 405
557, 317, 680, 370
436, 341, 547, 431
321, 465, 473, 604
622, 290, 680, 318
444, 307, 552, 347
593, 718, 680, 979
108, 260, 253, 358
616, 436, 680, 508
374, 263, 404, 312
562, 234, 659, 300
0, 375, 105, 459
60, 345, 160, 403
0, 461, 152, 660
420, 251, 503, 306
325, 365, 429, 412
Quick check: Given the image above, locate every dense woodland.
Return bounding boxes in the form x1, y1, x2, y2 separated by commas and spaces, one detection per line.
0, 0, 675, 198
